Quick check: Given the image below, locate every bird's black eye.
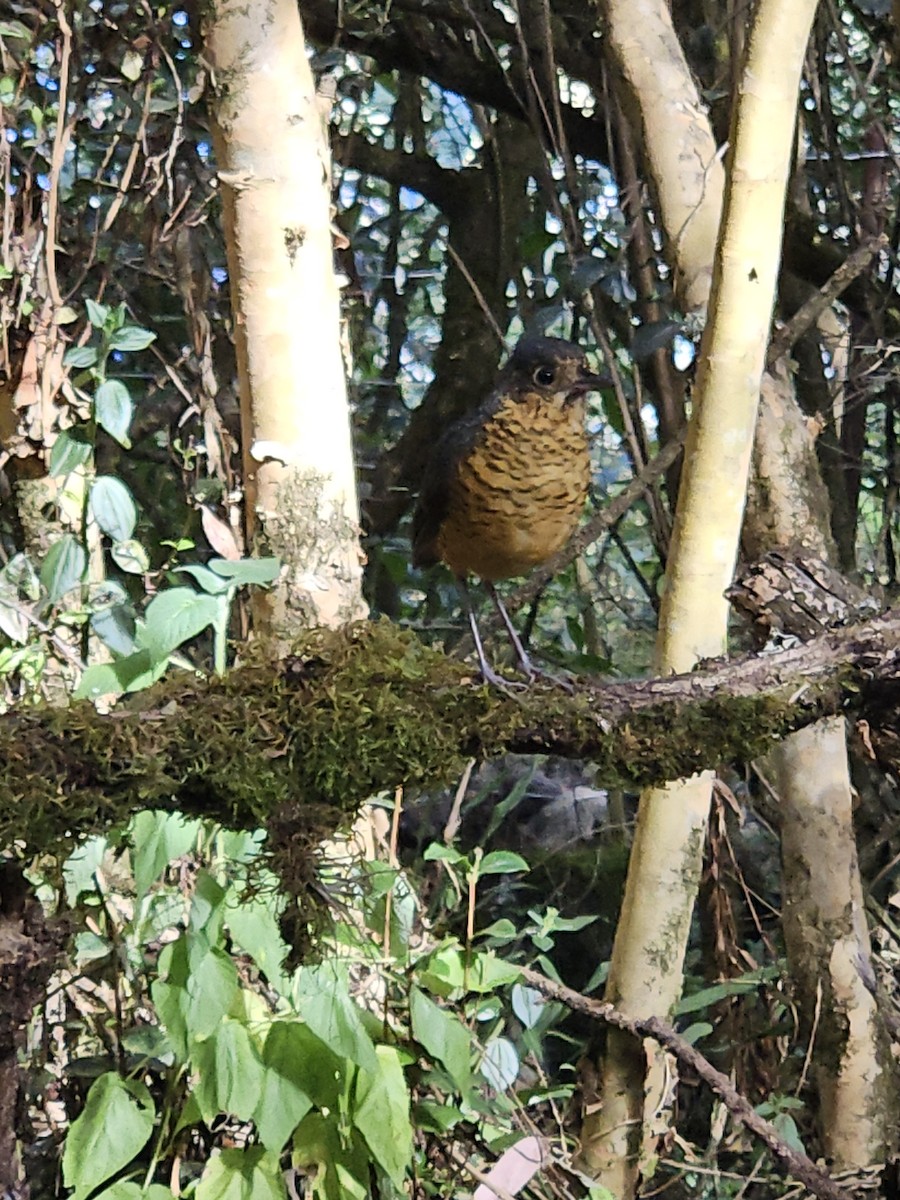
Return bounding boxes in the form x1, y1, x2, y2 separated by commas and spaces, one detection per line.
533, 365, 556, 387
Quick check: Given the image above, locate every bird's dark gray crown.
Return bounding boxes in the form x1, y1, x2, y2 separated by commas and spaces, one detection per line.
505, 335, 587, 374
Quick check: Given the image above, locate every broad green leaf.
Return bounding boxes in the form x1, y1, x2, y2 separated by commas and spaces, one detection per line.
225, 895, 289, 993
409, 987, 471, 1095
64, 345, 98, 369
354, 1046, 412, 1185
90, 604, 136, 656
95, 379, 133, 447
209, 557, 280, 585
175, 565, 232, 595
111, 539, 150, 575
62, 1073, 154, 1199
262, 1021, 345, 1112
85, 298, 110, 327
479, 850, 529, 875
142, 587, 218, 658
195, 1147, 285, 1200
0, 20, 31, 37
295, 963, 377, 1073
41, 535, 86, 603
49, 428, 93, 476
63, 835, 108, 904
480, 1036, 519, 1090
192, 1019, 265, 1123
417, 945, 465, 996
95, 1185, 174, 1200
511, 984, 544, 1030
412, 1100, 465, 1133
73, 650, 163, 700
184, 947, 238, 1040
292, 1114, 368, 1200
0, 594, 28, 644
109, 326, 156, 352
90, 476, 137, 541
466, 951, 520, 993
130, 811, 202, 898
152, 939, 191, 1060
189, 871, 227, 940
253, 1035, 314, 1151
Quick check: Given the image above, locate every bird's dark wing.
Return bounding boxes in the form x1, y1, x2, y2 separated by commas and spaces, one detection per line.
411, 398, 500, 569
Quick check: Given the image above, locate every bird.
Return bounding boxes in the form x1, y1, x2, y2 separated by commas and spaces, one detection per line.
412, 334, 607, 685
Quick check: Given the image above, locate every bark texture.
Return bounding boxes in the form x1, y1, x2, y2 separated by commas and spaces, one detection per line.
206, 0, 366, 633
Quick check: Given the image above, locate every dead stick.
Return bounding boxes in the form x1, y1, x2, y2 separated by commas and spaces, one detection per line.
519, 966, 855, 1200
767, 234, 887, 367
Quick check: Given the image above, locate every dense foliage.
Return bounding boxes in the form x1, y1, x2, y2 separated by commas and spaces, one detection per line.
0, 0, 898, 1195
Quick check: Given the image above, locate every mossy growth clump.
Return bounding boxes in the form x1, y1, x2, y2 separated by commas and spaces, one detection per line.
0, 620, 490, 856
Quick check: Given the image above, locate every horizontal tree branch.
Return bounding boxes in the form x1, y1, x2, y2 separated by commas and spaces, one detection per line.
1, 611, 899, 855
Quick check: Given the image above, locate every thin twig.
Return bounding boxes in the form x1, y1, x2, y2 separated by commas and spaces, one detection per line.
767, 234, 887, 367
519, 966, 855, 1200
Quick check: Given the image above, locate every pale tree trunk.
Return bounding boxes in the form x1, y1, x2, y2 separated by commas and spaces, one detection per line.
743, 366, 894, 1163
205, 0, 366, 635
602, 0, 724, 313
580, 0, 822, 1192
771, 719, 893, 1164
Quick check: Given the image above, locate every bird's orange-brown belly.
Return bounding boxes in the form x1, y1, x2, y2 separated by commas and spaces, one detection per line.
437, 400, 590, 581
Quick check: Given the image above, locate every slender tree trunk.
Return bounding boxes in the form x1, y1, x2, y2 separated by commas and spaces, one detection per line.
581, 0, 823, 1192
771, 719, 893, 1164
205, 0, 366, 635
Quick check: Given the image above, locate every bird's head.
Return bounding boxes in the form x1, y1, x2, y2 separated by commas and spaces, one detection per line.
504, 335, 609, 404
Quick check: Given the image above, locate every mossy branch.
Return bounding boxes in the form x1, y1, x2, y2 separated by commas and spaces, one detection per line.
2, 614, 898, 855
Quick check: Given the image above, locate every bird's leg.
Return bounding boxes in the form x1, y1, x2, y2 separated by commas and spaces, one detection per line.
457, 577, 526, 688
487, 583, 576, 691
485, 583, 536, 678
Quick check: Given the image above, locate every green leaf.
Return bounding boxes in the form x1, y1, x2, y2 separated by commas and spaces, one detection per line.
130, 811, 202, 899
225, 894, 289, 994
479, 850, 529, 875
62, 1073, 154, 1199
192, 1019, 265, 1124
209, 557, 281, 585
0, 19, 32, 37
109, 326, 156, 352
64, 345, 98, 369
185, 947, 238, 1040
253, 1032, 315, 1152
175, 565, 232, 595
511, 984, 545, 1029
354, 1046, 412, 1185
63, 835, 108, 904
466, 952, 520, 993
195, 1147, 285, 1200
41, 535, 86, 603
73, 650, 161, 700
94, 1184, 175, 1199
95, 380, 133, 447
295, 963, 377, 1073
142, 587, 218, 658
90, 476, 137, 541
49, 428, 93, 476
90, 604, 136, 656
111, 539, 151, 575
85, 298, 110, 327
409, 987, 471, 1095
292, 1113, 369, 1200
263, 1021, 345, 1114
480, 1036, 519, 1090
